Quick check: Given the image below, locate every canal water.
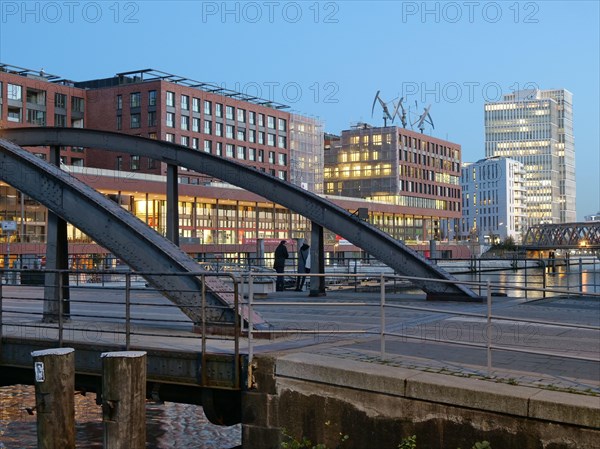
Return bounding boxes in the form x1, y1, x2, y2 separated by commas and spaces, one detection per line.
0, 385, 241, 448
454, 263, 600, 298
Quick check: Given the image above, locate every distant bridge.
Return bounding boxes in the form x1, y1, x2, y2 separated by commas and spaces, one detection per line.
523, 222, 600, 250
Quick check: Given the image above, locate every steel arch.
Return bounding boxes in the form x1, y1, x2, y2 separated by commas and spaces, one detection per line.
1, 127, 476, 299
0, 137, 250, 325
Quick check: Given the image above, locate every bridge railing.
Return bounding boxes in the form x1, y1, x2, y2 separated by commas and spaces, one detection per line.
2, 268, 599, 391
242, 271, 600, 391
0, 268, 242, 389
188, 255, 600, 299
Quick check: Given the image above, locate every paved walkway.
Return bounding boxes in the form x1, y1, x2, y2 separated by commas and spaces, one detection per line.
1, 284, 599, 395
251, 289, 600, 394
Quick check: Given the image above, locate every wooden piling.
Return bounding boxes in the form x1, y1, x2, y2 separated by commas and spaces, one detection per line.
31, 347, 76, 449
101, 351, 147, 449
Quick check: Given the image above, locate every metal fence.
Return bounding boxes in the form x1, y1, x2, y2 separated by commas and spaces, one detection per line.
1, 267, 599, 390
0, 269, 241, 389
241, 271, 600, 385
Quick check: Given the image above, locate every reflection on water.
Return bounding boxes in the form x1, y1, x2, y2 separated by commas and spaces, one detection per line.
0, 385, 241, 449
455, 264, 600, 298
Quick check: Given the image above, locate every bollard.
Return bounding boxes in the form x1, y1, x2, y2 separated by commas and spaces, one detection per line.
101, 351, 147, 449
31, 347, 76, 449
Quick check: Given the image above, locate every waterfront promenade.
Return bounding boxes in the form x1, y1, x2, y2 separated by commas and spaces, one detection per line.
1, 278, 598, 448
252, 289, 599, 393
2, 281, 598, 394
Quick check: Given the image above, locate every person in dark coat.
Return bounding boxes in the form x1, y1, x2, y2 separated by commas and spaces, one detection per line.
295, 243, 310, 291
273, 240, 289, 291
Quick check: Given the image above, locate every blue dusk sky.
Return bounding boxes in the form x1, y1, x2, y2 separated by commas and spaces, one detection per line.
1, 1, 598, 219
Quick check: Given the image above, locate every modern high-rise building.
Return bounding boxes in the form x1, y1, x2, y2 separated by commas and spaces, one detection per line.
484, 89, 575, 227
289, 113, 324, 193
460, 157, 526, 244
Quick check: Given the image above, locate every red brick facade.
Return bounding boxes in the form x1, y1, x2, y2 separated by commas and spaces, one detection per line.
0, 68, 87, 165
82, 77, 292, 184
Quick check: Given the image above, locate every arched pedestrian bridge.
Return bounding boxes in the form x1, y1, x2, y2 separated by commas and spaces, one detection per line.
0, 127, 476, 322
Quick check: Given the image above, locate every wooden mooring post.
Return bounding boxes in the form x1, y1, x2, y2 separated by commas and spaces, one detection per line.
101, 351, 147, 449
31, 347, 76, 449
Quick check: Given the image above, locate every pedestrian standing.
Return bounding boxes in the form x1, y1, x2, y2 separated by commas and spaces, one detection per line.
274, 240, 289, 291
295, 243, 310, 291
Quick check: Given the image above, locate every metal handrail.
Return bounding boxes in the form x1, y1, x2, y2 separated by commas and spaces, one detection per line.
242, 271, 600, 381
1, 267, 598, 388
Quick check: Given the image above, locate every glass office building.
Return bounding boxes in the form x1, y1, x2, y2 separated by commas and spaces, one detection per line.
485, 89, 575, 227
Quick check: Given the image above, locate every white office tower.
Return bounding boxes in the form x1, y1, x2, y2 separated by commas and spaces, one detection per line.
461, 157, 526, 244
484, 89, 575, 226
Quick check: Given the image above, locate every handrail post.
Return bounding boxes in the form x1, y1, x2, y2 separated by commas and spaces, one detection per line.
579, 258, 583, 293
248, 274, 254, 366
58, 271, 63, 347
524, 262, 528, 299
233, 274, 240, 389
478, 258, 481, 296
201, 274, 207, 386
486, 280, 492, 377
0, 279, 3, 344
125, 272, 131, 350
380, 274, 386, 360
541, 259, 547, 298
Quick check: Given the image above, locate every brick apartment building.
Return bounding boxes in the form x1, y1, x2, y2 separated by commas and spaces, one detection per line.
324, 124, 463, 243
75, 69, 293, 184
0, 64, 87, 165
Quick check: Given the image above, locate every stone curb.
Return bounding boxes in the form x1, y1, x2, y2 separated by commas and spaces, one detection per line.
274, 352, 600, 428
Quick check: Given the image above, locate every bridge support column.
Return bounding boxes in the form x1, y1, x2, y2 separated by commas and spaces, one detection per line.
32, 347, 76, 449
166, 163, 179, 246
429, 240, 437, 263
101, 351, 147, 449
257, 238, 265, 267
309, 222, 326, 296
43, 145, 69, 322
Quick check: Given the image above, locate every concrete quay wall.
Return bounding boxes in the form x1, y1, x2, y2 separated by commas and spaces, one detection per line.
242, 353, 600, 449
